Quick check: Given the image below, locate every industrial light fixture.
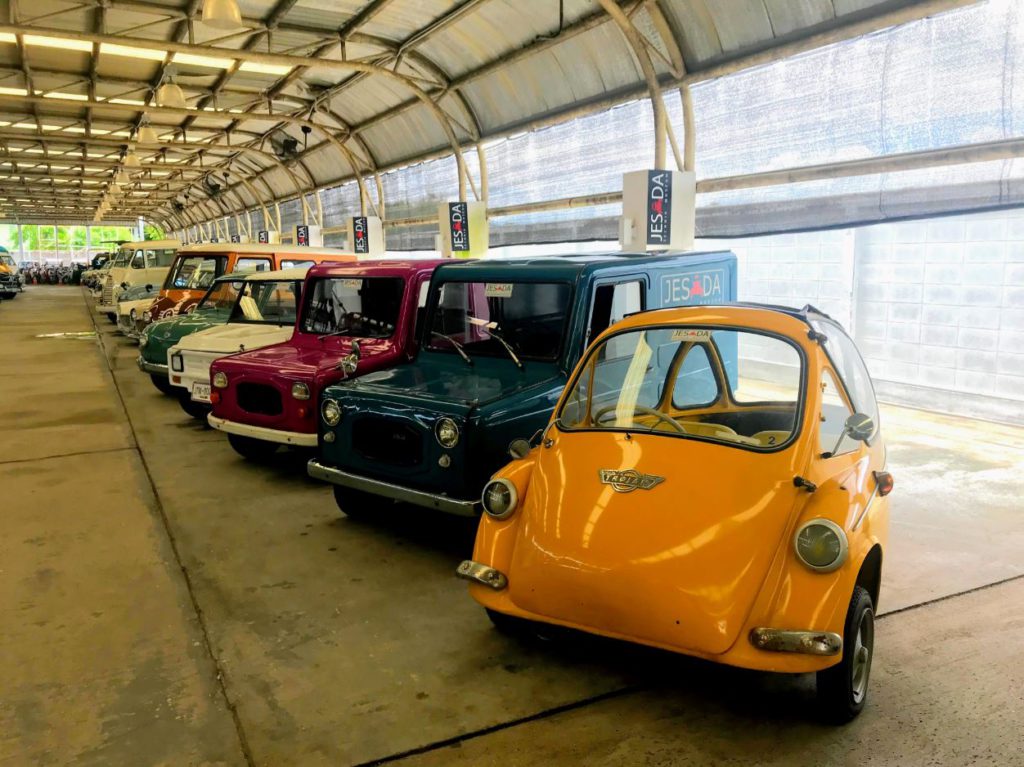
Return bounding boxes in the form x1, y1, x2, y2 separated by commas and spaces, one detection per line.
124, 150, 141, 168
202, 0, 242, 30
155, 69, 186, 109
137, 117, 159, 144
115, 169, 130, 185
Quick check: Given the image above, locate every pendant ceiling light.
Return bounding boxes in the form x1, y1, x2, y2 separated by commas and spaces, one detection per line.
202, 0, 242, 30
156, 79, 186, 109
138, 118, 159, 144
124, 151, 141, 168
115, 170, 130, 185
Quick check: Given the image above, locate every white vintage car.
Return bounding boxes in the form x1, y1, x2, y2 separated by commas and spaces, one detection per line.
166, 266, 308, 418
95, 239, 179, 320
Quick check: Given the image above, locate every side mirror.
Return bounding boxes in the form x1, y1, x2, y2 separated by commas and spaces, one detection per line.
844, 413, 875, 442
508, 438, 531, 460
145, 283, 153, 292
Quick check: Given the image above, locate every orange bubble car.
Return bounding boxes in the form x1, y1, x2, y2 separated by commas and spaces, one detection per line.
457, 303, 892, 722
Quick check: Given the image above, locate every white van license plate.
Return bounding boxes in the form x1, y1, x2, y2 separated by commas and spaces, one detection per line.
191, 382, 211, 403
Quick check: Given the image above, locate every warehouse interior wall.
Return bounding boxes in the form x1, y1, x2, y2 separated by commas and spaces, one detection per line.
700, 207, 1024, 424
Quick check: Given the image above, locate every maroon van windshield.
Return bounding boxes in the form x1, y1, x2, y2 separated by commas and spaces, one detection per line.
301, 277, 405, 339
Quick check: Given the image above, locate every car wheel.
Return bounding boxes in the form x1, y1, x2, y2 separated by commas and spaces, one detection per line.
485, 608, 531, 636
177, 394, 211, 421
1, 292, 15, 299
331, 485, 380, 521
106, 313, 117, 323
227, 434, 279, 462
149, 374, 176, 396
816, 585, 874, 723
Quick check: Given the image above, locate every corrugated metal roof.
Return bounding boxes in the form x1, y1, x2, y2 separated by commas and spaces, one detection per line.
0, 0, 971, 225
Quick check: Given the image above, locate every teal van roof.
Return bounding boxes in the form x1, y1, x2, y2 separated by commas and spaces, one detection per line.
432, 251, 734, 280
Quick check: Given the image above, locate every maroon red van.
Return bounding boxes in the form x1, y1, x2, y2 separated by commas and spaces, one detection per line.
207, 259, 445, 460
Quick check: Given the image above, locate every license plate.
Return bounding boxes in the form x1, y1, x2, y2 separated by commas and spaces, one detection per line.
191, 382, 211, 403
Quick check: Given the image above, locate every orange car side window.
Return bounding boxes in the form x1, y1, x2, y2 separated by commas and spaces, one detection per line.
819, 368, 858, 457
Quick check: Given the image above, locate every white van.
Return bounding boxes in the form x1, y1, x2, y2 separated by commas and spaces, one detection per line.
96, 239, 180, 320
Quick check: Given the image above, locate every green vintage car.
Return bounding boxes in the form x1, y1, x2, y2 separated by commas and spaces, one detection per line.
137, 274, 246, 395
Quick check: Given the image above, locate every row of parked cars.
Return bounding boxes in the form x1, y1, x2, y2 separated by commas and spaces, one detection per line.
85, 239, 892, 722
0, 248, 23, 298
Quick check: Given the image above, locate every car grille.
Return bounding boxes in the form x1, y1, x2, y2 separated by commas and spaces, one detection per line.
353, 417, 423, 467
237, 383, 283, 416
101, 276, 113, 305
0, 273, 14, 285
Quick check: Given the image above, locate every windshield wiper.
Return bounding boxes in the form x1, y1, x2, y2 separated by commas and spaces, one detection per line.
431, 331, 473, 366
317, 327, 351, 341
487, 329, 524, 371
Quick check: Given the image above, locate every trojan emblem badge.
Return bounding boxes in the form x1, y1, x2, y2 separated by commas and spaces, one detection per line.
599, 469, 665, 493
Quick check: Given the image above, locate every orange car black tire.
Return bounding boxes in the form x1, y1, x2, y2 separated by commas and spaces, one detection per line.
817, 585, 875, 723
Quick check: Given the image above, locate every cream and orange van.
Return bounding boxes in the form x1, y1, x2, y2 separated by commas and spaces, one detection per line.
129, 244, 358, 337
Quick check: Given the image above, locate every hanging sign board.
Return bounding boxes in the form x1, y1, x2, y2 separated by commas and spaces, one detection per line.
293, 224, 323, 247
437, 201, 488, 258
352, 217, 369, 254
230, 234, 240, 243
449, 202, 469, 253
347, 216, 384, 257
258, 230, 269, 244
620, 169, 696, 252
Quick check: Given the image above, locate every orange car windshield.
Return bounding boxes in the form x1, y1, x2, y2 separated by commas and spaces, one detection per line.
558, 325, 805, 450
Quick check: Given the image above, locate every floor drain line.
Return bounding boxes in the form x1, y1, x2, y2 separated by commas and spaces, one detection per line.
351, 685, 644, 767
877, 571, 1024, 620
87, 300, 257, 767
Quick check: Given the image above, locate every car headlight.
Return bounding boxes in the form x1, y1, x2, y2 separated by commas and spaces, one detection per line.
793, 519, 848, 573
291, 382, 310, 400
130, 309, 137, 321
212, 371, 229, 389
142, 310, 151, 322
322, 399, 341, 426
481, 478, 517, 519
435, 417, 460, 448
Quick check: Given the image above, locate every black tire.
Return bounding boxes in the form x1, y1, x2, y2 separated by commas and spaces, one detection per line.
177, 394, 212, 421
1, 292, 15, 300
817, 585, 875, 723
485, 608, 531, 637
331, 485, 381, 521
149, 374, 176, 396
227, 433, 279, 462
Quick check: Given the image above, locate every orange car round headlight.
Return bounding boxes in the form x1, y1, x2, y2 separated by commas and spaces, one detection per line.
793, 519, 848, 573
481, 478, 517, 519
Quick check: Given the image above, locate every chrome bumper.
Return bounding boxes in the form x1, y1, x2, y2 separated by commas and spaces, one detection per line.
208, 414, 317, 447
455, 560, 508, 590
749, 628, 842, 656
137, 355, 168, 376
306, 459, 480, 517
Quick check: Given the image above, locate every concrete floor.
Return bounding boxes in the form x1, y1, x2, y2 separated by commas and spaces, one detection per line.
2, 286, 1022, 767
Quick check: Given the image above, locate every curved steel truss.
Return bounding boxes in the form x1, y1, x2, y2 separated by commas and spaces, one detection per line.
0, 0, 976, 228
